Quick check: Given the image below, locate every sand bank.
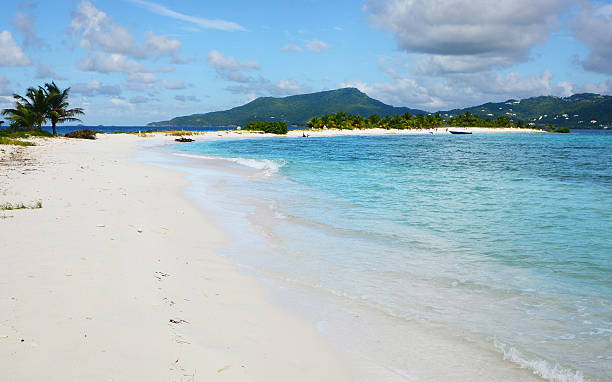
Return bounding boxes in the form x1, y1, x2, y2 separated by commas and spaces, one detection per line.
0, 134, 352, 381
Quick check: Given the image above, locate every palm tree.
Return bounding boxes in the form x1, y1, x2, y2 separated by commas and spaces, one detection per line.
45, 82, 84, 136
10, 87, 50, 130
1, 104, 39, 130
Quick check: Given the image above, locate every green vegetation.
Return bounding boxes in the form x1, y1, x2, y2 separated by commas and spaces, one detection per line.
444, 93, 611, 129
0, 201, 42, 210
307, 111, 518, 130
148, 88, 425, 127
0, 137, 36, 146
545, 125, 571, 133
65, 129, 96, 139
0, 129, 53, 138
1, 82, 84, 135
150, 89, 611, 129
243, 121, 288, 134
0, 127, 52, 145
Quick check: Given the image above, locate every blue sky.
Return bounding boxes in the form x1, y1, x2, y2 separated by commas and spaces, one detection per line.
1, 0, 611, 125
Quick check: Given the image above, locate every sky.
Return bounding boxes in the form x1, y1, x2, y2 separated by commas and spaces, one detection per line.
1, 0, 611, 125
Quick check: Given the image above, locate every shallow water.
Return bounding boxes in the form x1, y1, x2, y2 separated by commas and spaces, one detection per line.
165, 131, 611, 381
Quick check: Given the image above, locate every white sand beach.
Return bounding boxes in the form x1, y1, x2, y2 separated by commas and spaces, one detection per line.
0, 134, 355, 382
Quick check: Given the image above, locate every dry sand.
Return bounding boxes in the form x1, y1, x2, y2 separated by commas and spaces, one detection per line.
0, 134, 351, 382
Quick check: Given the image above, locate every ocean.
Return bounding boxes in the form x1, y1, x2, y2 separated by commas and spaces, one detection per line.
148, 131, 611, 381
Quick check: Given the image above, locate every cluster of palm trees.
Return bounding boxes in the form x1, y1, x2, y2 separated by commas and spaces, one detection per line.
307, 111, 445, 130
1, 82, 84, 136
307, 111, 523, 130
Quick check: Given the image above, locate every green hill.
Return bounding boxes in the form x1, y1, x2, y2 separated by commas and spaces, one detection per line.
148, 88, 426, 127
443, 93, 612, 128
149, 89, 612, 129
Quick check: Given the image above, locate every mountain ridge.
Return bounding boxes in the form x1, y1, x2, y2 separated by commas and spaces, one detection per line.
148, 88, 612, 128
148, 88, 426, 127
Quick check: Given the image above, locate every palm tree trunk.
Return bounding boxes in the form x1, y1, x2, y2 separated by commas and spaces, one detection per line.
52, 121, 57, 136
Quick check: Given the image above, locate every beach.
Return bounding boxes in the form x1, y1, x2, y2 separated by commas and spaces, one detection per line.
1, 128, 608, 382
0, 134, 354, 381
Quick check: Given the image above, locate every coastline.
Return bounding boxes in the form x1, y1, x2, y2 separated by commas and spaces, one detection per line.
0, 134, 352, 381
143, 126, 543, 140
1, 128, 592, 381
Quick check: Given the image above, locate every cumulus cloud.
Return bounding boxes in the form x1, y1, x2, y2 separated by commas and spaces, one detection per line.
578, 79, 612, 95
12, 2, 48, 49
226, 77, 312, 97
0, 30, 30, 66
305, 40, 330, 52
281, 44, 302, 52
162, 80, 186, 89
78, 53, 142, 73
125, 72, 158, 91
71, 0, 185, 62
341, 67, 580, 111
126, 0, 245, 32
206, 50, 260, 82
71, 80, 122, 96
206, 50, 311, 97
365, 0, 565, 72
35, 63, 67, 80
572, 4, 612, 74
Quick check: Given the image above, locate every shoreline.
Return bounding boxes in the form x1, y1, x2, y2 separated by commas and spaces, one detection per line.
0, 134, 352, 381
1, 130, 594, 381
144, 126, 543, 140
153, 136, 555, 382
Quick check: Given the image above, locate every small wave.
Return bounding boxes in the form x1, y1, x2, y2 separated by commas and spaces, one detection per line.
229, 157, 285, 175
174, 153, 285, 175
494, 338, 587, 382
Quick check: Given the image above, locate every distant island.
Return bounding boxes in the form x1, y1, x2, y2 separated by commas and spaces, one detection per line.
148, 88, 425, 127
148, 88, 612, 129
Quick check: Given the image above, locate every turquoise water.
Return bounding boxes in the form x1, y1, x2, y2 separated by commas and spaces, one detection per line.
169, 132, 611, 381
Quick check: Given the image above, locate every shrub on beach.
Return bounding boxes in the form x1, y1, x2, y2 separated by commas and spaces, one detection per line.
65, 129, 96, 139
243, 121, 288, 134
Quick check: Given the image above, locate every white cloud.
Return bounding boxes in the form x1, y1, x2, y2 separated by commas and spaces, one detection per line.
128, 72, 158, 84
12, 2, 48, 49
579, 79, 612, 95
276, 78, 303, 91
572, 4, 612, 74
0, 30, 30, 66
35, 63, 67, 80
71, 0, 185, 61
71, 80, 122, 96
341, 68, 580, 110
110, 97, 134, 109
126, 0, 245, 32
365, 0, 565, 72
206, 50, 260, 83
226, 77, 312, 97
162, 80, 186, 89
78, 53, 142, 73
206, 50, 260, 71
306, 39, 330, 52
281, 44, 302, 52
125, 72, 158, 91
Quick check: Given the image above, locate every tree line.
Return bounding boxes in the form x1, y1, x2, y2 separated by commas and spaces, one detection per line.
1, 82, 83, 136
307, 111, 526, 129
243, 121, 288, 134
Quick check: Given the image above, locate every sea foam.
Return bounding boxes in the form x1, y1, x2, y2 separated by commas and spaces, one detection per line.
175, 152, 285, 175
